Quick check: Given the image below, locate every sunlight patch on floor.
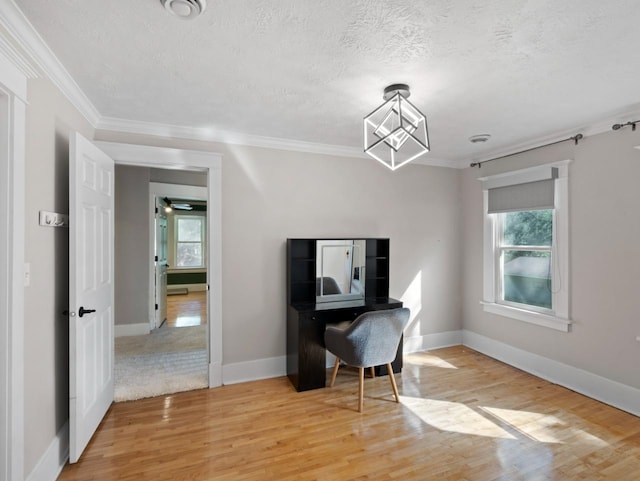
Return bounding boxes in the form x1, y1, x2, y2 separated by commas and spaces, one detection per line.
401, 397, 516, 439
496, 436, 554, 478
175, 315, 202, 327
481, 407, 609, 446
404, 353, 458, 369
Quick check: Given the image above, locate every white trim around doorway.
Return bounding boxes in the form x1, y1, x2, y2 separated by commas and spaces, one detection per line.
0, 41, 31, 481
95, 141, 223, 387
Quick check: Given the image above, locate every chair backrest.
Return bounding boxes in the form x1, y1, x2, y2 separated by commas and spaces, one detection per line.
316, 276, 342, 295
336, 307, 410, 368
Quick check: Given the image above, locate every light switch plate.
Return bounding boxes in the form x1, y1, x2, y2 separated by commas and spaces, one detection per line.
39, 210, 68, 227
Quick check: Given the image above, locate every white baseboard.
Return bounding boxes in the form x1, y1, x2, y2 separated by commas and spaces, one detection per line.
26, 421, 68, 481
209, 361, 222, 388
404, 330, 463, 354
224, 331, 466, 381
462, 329, 640, 418
114, 323, 149, 337
222, 356, 285, 385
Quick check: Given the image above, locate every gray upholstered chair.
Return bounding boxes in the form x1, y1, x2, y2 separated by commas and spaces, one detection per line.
324, 307, 410, 412
316, 276, 342, 295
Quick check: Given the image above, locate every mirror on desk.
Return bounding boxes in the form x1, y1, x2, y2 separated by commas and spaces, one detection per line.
316, 239, 366, 303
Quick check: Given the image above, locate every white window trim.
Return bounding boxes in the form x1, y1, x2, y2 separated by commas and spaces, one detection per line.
175, 213, 206, 269
481, 160, 572, 332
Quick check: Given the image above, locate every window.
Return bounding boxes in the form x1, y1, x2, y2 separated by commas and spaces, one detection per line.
481, 161, 571, 331
176, 216, 205, 268
498, 209, 553, 311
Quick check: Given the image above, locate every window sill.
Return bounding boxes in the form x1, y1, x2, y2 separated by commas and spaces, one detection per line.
480, 302, 572, 332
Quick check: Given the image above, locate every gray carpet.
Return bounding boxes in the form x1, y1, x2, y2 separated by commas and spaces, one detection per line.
114, 326, 208, 402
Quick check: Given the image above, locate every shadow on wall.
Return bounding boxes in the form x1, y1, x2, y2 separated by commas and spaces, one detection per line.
54, 128, 70, 429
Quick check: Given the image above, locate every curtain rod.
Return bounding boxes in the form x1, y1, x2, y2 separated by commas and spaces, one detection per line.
469, 133, 584, 168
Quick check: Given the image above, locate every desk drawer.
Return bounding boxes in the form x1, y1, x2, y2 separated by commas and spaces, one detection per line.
309, 307, 366, 325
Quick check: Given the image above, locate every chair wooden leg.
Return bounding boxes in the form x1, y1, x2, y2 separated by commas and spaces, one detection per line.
369, 366, 375, 378
358, 367, 364, 413
387, 363, 400, 403
329, 358, 340, 387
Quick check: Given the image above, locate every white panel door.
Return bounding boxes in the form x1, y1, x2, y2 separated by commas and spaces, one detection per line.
155, 199, 168, 328
69, 132, 115, 464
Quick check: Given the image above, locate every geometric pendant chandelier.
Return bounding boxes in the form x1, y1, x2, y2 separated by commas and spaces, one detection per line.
363, 84, 430, 171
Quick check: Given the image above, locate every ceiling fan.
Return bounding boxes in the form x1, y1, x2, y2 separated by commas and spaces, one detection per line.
163, 197, 193, 211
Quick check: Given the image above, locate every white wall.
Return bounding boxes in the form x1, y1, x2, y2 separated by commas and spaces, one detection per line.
461, 128, 640, 390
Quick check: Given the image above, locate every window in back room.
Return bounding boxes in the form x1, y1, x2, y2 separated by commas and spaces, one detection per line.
176, 215, 205, 268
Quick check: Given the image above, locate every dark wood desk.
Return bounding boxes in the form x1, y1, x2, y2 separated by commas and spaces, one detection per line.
286, 297, 403, 392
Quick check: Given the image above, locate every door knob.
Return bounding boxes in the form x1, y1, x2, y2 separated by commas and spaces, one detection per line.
78, 306, 96, 317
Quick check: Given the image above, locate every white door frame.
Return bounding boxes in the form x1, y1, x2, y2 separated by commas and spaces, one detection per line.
0, 39, 32, 481
148, 182, 207, 331
96, 142, 223, 387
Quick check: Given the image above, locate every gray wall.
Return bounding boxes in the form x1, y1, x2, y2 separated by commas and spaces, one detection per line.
114, 165, 151, 326
150, 167, 207, 187
95, 130, 464, 365
461, 128, 640, 390
23, 77, 95, 474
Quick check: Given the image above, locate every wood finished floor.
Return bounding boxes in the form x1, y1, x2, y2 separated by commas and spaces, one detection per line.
165, 291, 207, 328
58, 346, 640, 481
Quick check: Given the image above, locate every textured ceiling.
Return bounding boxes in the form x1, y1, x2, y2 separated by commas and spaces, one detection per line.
12, 0, 640, 166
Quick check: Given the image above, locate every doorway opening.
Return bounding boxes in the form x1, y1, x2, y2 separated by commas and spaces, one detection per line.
113, 167, 210, 401
96, 140, 223, 391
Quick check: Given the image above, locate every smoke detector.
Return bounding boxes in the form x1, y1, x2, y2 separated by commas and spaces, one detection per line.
161, 0, 206, 19
469, 134, 491, 144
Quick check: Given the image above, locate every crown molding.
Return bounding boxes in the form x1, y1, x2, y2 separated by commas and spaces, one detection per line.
413, 155, 458, 169
97, 116, 457, 167
0, 0, 100, 126
460, 104, 640, 169
0, 30, 37, 80
98, 116, 371, 159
